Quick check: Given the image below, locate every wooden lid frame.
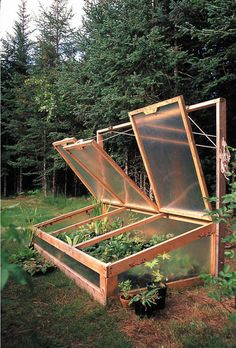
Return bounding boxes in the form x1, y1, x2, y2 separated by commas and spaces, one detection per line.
53, 138, 158, 213
129, 95, 211, 221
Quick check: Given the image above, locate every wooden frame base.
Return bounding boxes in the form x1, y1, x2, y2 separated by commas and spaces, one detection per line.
34, 203, 214, 305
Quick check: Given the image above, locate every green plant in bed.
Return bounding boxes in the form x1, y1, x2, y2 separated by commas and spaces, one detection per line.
84, 232, 174, 263
58, 216, 124, 245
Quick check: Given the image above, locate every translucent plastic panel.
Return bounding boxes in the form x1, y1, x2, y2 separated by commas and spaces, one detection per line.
34, 236, 100, 287
132, 102, 207, 214
118, 237, 210, 288
57, 145, 119, 204
41, 205, 118, 233
84, 217, 201, 263
56, 210, 151, 245
67, 142, 157, 212
42, 209, 95, 233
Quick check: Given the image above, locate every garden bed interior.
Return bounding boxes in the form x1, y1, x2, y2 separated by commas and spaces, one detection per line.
34, 96, 215, 305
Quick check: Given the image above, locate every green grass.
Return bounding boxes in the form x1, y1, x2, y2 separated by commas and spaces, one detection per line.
1, 194, 235, 348
1, 194, 132, 348
2, 272, 132, 348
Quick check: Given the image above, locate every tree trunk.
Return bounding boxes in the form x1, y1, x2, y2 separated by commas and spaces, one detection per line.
174, 40, 178, 94
19, 167, 23, 193
52, 165, 56, 197
3, 174, 7, 197
149, 185, 154, 200
134, 167, 138, 185
143, 174, 146, 194
139, 172, 143, 190
43, 158, 47, 197
42, 129, 47, 197
124, 150, 128, 175
74, 174, 77, 197
64, 169, 67, 197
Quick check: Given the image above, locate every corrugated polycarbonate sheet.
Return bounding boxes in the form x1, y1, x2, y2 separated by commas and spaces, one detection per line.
65, 142, 157, 212
131, 100, 207, 215
56, 145, 119, 204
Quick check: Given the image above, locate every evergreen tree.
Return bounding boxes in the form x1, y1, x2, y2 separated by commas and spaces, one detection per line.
36, 0, 77, 67
25, 0, 79, 196
1, 0, 32, 195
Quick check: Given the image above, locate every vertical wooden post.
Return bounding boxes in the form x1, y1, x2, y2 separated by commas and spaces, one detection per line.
215, 98, 227, 275
96, 132, 104, 149
100, 274, 118, 304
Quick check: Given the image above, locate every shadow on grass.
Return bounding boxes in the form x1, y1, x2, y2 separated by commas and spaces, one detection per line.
1, 271, 132, 348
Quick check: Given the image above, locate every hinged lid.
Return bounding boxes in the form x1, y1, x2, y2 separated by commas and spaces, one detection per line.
129, 95, 211, 221
53, 138, 158, 213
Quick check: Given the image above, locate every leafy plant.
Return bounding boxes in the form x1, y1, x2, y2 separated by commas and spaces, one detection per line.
145, 253, 171, 286
201, 147, 236, 321
85, 230, 174, 263
118, 280, 132, 300
129, 288, 159, 309
1, 251, 30, 290
65, 234, 81, 246
21, 256, 54, 276
9, 246, 55, 276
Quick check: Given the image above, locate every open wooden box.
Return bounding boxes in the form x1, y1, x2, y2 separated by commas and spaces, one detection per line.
34, 96, 215, 305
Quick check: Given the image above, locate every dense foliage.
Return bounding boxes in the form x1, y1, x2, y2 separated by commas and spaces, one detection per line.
1, 0, 236, 197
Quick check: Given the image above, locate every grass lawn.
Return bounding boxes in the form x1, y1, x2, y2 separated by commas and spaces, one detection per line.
1, 195, 235, 348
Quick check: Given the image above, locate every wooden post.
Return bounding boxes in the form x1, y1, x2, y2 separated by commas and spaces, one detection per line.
96, 132, 104, 149
100, 275, 118, 303
215, 98, 227, 274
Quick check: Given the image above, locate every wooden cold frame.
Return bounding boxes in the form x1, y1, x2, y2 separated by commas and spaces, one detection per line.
33, 96, 225, 305
34, 201, 214, 304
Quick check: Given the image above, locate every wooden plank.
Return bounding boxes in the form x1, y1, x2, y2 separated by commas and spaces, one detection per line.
186, 98, 220, 112
100, 275, 118, 298
107, 223, 214, 277
50, 207, 126, 236
34, 243, 106, 305
64, 146, 124, 205
96, 132, 104, 149
52, 137, 77, 147
178, 96, 212, 214
167, 213, 209, 225
35, 204, 96, 228
215, 98, 227, 274
35, 228, 107, 275
161, 208, 211, 222
97, 199, 158, 214
97, 122, 132, 134
95, 99, 219, 136
54, 143, 97, 198
129, 96, 181, 116
167, 276, 203, 288
126, 276, 202, 296
76, 213, 165, 249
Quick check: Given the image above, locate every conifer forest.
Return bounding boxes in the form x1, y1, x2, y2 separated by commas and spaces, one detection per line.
1, 0, 236, 197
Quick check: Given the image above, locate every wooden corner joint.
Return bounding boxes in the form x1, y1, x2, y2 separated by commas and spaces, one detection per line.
106, 265, 113, 278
